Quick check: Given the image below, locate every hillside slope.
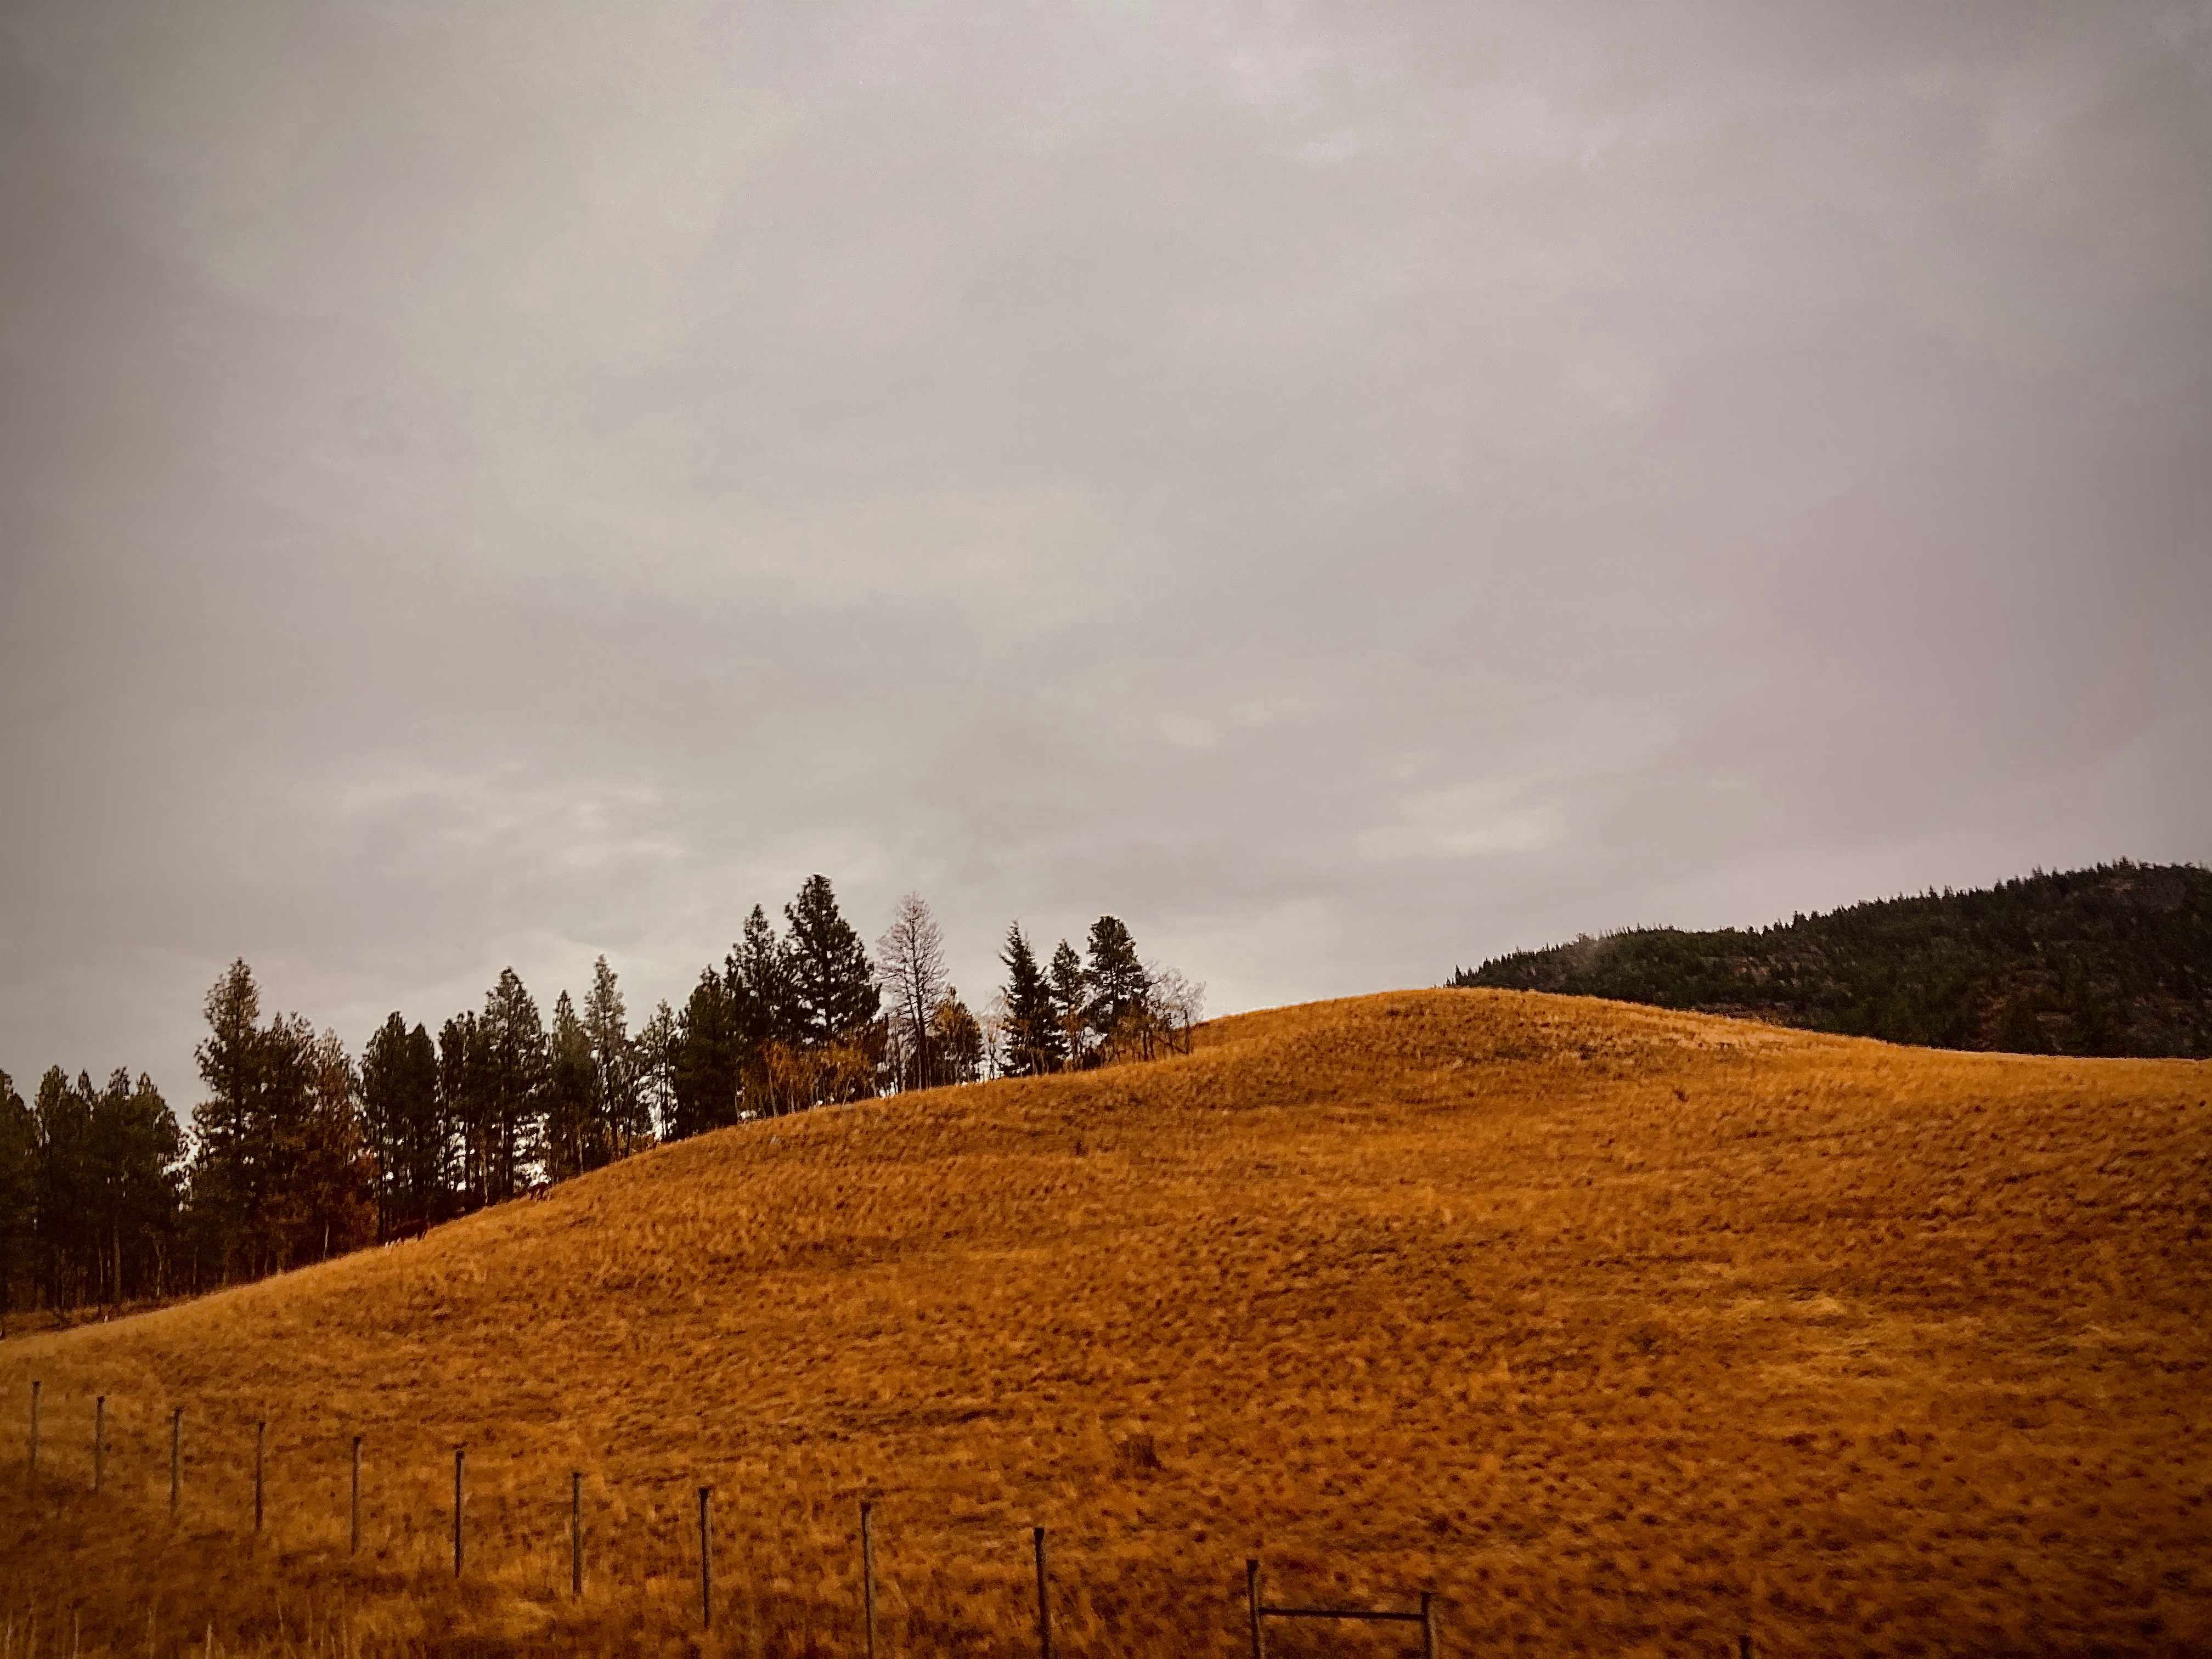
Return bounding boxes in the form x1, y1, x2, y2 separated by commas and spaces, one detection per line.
2, 991, 2208, 1656
1454, 861, 2212, 1057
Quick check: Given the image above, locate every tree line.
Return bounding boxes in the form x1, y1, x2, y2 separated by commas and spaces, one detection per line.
0, 876, 1201, 1330
1452, 859, 2210, 1058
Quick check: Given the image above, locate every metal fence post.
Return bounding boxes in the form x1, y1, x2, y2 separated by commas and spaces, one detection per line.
350, 1435, 362, 1555
254, 1420, 266, 1533
27, 1380, 38, 1492
1422, 1589, 1437, 1659
94, 1397, 105, 1494
453, 1447, 465, 1578
571, 1471, 583, 1597
169, 1409, 182, 1518
1246, 1558, 1266, 1659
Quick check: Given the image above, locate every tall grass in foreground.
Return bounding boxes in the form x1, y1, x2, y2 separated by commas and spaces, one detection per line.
2, 989, 2208, 1655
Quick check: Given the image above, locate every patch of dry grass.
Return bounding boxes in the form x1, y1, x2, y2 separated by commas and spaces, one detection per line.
2, 990, 2208, 1655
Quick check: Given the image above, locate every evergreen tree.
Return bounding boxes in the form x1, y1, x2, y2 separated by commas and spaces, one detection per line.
360, 1014, 410, 1238
1047, 940, 1090, 1069
785, 875, 880, 1047
729, 904, 796, 1049
437, 1012, 490, 1211
86, 1068, 182, 1304
478, 968, 548, 1199
635, 1000, 679, 1141
670, 969, 740, 1139
1084, 915, 1152, 1056
0, 1071, 32, 1333
582, 956, 645, 1162
543, 990, 596, 1181
998, 925, 1064, 1076
364, 1014, 449, 1238
190, 960, 263, 1265
32, 1068, 93, 1310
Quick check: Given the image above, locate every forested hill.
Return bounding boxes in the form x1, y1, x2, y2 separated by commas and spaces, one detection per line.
1452, 861, 2212, 1057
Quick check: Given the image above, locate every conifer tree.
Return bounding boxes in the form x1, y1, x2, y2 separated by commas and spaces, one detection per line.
785, 875, 880, 1047
729, 904, 796, 1049
1085, 916, 1152, 1058
0, 1071, 32, 1333
635, 1000, 679, 1141
670, 969, 740, 1139
1047, 940, 1089, 1069
998, 925, 1064, 1076
582, 955, 645, 1161
478, 969, 547, 1200
87, 1069, 182, 1302
543, 990, 596, 1181
437, 1012, 490, 1211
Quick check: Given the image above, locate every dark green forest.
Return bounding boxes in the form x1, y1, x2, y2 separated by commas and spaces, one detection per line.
1452, 861, 2212, 1058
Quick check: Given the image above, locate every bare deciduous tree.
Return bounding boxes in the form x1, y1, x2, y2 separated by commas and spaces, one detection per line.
877, 894, 949, 1091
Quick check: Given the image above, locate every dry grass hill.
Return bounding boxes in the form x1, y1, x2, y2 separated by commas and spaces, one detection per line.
2, 990, 2208, 1657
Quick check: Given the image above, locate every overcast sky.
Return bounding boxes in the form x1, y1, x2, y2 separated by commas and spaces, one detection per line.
3, 1, 2207, 1111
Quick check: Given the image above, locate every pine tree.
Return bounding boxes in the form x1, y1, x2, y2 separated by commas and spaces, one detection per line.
998, 925, 1064, 1076
397, 1020, 445, 1224
543, 990, 596, 1182
478, 969, 548, 1200
437, 1012, 489, 1212
729, 904, 796, 1050
1047, 940, 1090, 1069
360, 1014, 411, 1239
1085, 916, 1152, 1059
190, 960, 263, 1266
582, 956, 645, 1162
33, 1068, 94, 1311
670, 969, 740, 1139
86, 1069, 182, 1304
0, 1071, 32, 1333
635, 1000, 679, 1141
785, 876, 881, 1047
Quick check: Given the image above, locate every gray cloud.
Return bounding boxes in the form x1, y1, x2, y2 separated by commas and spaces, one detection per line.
3, 0, 2207, 1108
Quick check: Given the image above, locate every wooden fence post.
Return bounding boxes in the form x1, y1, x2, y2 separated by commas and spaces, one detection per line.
570, 1472, 583, 1598
254, 1421, 266, 1534
350, 1436, 362, 1555
698, 1486, 714, 1628
169, 1409, 182, 1518
1033, 1525, 1051, 1659
27, 1380, 38, 1492
1246, 1558, 1265, 1659
452, 1447, 465, 1578
1421, 1589, 1437, 1659
861, 1501, 878, 1659
94, 1397, 105, 1494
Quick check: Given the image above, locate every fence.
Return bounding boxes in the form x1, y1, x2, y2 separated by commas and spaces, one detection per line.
10, 1378, 1769, 1655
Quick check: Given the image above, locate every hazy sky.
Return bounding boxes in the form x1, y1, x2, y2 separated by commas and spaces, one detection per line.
4, 1, 2208, 1111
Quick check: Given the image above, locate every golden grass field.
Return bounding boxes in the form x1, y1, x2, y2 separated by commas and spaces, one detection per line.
2, 989, 2208, 1657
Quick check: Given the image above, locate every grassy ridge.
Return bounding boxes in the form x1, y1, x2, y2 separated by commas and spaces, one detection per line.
1455, 861, 2212, 1057
1, 990, 2208, 1655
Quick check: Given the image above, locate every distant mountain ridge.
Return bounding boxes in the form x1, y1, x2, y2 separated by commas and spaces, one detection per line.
1452, 861, 2212, 1058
